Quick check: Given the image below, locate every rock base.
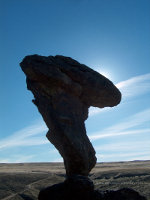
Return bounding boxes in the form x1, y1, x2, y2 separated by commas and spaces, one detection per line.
38, 175, 146, 200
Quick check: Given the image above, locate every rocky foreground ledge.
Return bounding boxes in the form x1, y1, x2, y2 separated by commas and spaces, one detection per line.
38, 175, 147, 200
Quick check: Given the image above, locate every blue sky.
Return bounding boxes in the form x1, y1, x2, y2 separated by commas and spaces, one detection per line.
0, 0, 150, 163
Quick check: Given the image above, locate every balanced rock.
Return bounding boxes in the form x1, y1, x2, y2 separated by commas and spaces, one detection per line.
20, 55, 121, 176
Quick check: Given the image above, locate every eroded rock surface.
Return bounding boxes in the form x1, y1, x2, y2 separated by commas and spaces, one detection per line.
38, 183, 147, 200
20, 55, 121, 176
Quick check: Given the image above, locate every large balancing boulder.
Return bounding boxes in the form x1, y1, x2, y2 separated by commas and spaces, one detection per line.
20, 55, 121, 176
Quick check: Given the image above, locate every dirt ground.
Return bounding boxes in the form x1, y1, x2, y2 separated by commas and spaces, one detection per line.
0, 160, 150, 200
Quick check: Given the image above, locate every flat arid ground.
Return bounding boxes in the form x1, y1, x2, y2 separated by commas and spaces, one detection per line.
0, 160, 150, 200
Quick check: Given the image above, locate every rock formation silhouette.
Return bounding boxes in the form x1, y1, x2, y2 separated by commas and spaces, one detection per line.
20, 55, 146, 199
20, 55, 121, 177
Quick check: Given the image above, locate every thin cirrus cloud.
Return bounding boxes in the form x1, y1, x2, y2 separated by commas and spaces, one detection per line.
97, 152, 150, 159
116, 73, 150, 99
0, 155, 36, 163
0, 121, 48, 150
89, 73, 150, 116
95, 140, 150, 161
95, 137, 150, 161
96, 152, 150, 161
95, 135, 150, 162
95, 140, 150, 152
89, 108, 150, 141
89, 128, 150, 141
102, 108, 150, 133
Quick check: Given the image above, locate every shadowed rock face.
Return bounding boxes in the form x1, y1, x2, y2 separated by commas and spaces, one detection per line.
20, 55, 121, 176
38, 180, 147, 200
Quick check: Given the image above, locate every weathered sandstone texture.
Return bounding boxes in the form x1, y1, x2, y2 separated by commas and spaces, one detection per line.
20, 55, 121, 176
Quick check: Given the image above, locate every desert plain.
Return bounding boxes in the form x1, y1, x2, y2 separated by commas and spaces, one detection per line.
0, 160, 150, 200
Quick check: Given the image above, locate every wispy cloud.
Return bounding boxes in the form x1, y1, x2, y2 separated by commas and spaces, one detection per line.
89, 108, 150, 141
89, 107, 109, 116
89, 73, 150, 116
11, 155, 35, 163
103, 108, 150, 133
95, 140, 150, 152
1, 93, 149, 151
90, 107, 150, 162
90, 129, 150, 141
116, 73, 150, 99
0, 121, 48, 150
52, 158, 63, 162
0, 155, 35, 163
97, 151, 150, 159
97, 151, 150, 161
0, 159, 11, 163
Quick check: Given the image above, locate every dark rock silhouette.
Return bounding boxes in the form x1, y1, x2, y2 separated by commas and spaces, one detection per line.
20, 54, 121, 177
20, 55, 148, 200
20, 55, 147, 200
38, 178, 146, 200
38, 175, 94, 200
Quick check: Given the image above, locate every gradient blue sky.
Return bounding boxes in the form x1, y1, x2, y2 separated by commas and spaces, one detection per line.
0, 0, 150, 163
